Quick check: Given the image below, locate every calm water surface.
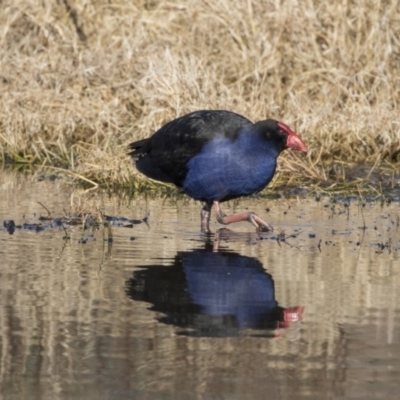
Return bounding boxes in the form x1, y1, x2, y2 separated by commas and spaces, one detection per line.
0, 173, 400, 400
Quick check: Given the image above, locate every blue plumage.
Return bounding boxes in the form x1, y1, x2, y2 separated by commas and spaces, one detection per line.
126, 249, 295, 335
183, 131, 279, 202
181, 251, 277, 328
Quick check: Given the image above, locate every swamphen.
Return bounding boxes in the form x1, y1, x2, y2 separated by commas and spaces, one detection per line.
129, 110, 307, 232
126, 249, 304, 335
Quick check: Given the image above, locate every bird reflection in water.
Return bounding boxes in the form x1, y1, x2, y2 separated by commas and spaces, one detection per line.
126, 238, 303, 337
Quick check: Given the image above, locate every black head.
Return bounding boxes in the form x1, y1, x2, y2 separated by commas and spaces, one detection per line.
254, 119, 308, 153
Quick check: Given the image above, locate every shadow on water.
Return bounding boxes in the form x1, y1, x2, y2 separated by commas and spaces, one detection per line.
126, 241, 303, 338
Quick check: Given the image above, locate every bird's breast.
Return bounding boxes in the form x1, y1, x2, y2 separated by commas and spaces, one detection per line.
182, 133, 278, 202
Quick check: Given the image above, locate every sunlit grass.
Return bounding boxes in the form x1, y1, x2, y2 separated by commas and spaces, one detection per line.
0, 0, 399, 191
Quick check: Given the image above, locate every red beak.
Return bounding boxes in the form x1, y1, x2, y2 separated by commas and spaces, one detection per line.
278, 121, 308, 153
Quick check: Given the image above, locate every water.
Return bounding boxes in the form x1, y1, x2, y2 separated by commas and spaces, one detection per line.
1, 172, 400, 400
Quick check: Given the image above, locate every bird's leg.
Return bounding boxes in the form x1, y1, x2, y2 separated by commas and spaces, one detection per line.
200, 202, 213, 232
214, 201, 274, 232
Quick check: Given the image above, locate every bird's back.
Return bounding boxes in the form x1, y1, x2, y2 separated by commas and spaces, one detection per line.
128, 110, 252, 186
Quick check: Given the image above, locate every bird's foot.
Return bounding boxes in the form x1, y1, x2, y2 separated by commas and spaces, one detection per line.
216, 210, 273, 232
213, 201, 273, 232
248, 213, 274, 232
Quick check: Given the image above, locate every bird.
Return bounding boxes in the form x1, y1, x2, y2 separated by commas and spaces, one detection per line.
126, 248, 304, 335
128, 110, 307, 232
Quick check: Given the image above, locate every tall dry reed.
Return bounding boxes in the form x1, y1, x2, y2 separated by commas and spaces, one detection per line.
0, 0, 399, 188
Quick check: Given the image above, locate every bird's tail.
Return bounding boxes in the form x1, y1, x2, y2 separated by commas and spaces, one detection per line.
128, 138, 149, 160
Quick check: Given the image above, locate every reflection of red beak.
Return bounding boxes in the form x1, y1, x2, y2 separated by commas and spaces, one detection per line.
283, 306, 305, 322
274, 306, 305, 337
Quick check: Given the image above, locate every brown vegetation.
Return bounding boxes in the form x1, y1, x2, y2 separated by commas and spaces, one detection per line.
0, 0, 399, 190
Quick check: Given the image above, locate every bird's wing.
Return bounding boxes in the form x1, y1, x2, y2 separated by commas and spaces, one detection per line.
129, 110, 252, 186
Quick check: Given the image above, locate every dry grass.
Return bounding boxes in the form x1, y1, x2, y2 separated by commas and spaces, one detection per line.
0, 0, 400, 191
